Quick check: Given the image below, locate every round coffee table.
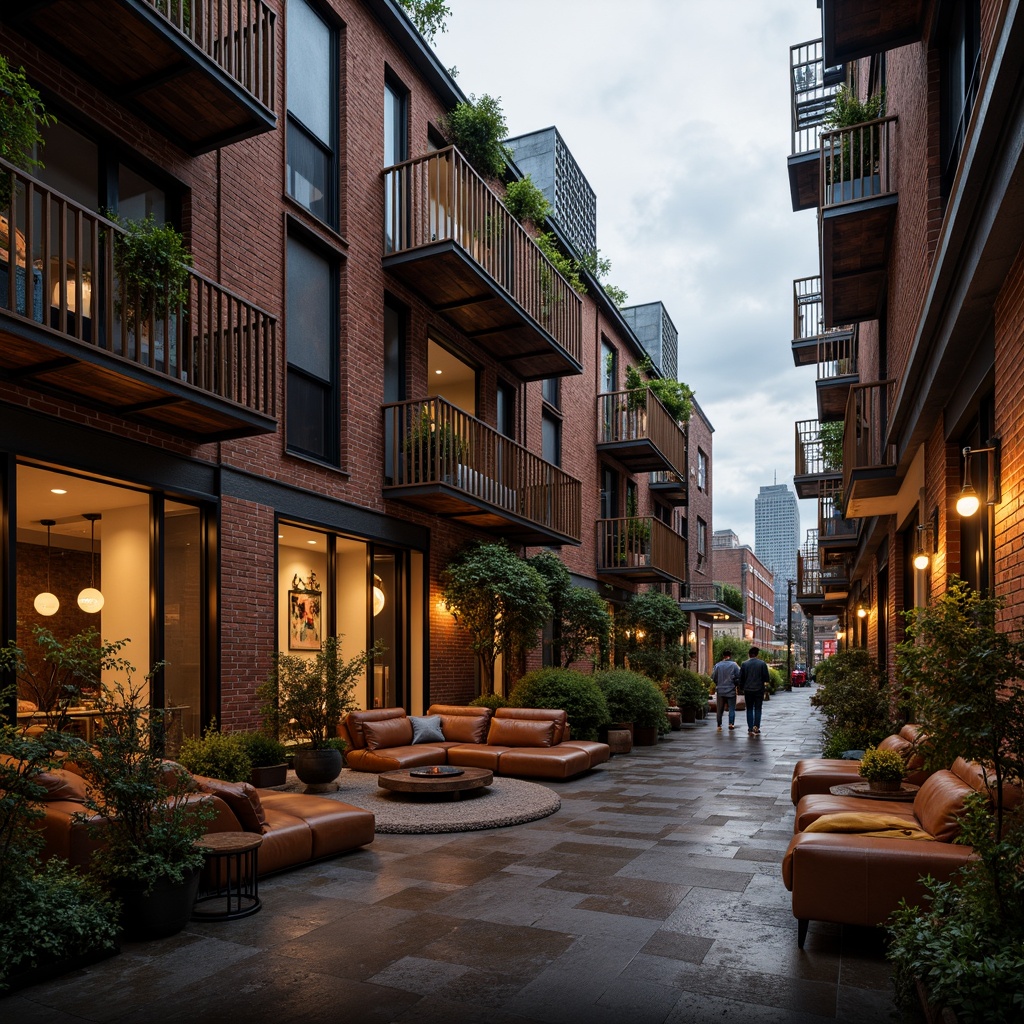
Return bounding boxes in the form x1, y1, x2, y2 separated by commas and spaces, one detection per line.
829, 782, 919, 801
378, 766, 493, 800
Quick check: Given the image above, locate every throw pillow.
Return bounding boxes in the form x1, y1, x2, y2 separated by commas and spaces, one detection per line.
409, 715, 445, 744
361, 715, 414, 750
439, 714, 489, 744
197, 777, 269, 834
485, 718, 556, 748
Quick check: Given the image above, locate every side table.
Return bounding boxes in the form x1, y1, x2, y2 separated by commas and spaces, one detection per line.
192, 832, 263, 920
829, 782, 920, 801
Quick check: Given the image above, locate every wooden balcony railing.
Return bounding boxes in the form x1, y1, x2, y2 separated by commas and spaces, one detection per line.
680, 582, 730, 605
1, 159, 276, 423
818, 478, 858, 545
816, 330, 858, 382
843, 380, 895, 477
144, 0, 276, 113
795, 419, 842, 479
595, 517, 686, 581
383, 396, 582, 543
597, 389, 686, 477
383, 146, 582, 366
821, 115, 897, 208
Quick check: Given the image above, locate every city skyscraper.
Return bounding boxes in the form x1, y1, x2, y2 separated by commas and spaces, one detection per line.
754, 484, 801, 634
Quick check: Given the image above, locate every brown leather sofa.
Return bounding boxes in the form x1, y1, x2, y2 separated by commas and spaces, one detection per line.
25, 761, 375, 878
340, 704, 610, 780
781, 757, 1008, 947
789, 724, 930, 803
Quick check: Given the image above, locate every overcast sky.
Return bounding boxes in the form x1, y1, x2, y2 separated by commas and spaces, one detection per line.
432, 0, 823, 547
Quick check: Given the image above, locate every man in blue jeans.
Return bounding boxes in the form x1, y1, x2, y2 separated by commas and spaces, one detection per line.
711, 651, 741, 730
739, 645, 770, 735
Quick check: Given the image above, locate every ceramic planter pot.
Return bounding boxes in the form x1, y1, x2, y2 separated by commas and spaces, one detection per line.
114, 867, 201, 941
249, 763, 288, 789
293, 748, 343, 787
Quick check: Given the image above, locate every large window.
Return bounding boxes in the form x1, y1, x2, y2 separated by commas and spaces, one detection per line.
940, 0, 981, 204
384, 76, 409, 252
697, 449, 708, 492
542, 411, 561, 466
287, 0, 336, 226
286, 234, 338, 463
600, 338, 617, 393
697, 517, 707, 569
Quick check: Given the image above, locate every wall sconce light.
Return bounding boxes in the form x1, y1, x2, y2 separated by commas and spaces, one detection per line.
913, 508, 938, 571
372, 574, 385, 617
956, 440, 1001, 517
687, 630, 697, 646
76, 513, 104, 614
33, 519, 60, 617
856, 602, 867, 619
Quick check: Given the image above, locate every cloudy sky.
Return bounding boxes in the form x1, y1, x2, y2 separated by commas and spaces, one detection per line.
431, 0, 823, 546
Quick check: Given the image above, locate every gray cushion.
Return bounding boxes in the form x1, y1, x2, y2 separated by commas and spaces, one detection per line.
409, 715, 445, 744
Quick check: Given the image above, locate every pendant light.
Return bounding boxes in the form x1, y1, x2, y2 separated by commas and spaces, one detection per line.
33, 519, 60, 616
373, 574, 386, 617
77, 513, 104, 614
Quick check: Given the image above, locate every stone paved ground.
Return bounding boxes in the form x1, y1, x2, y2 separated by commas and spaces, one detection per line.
6, 687, 895, 1023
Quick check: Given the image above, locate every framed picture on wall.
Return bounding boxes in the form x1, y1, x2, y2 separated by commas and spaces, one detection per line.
288, 589, 322, 650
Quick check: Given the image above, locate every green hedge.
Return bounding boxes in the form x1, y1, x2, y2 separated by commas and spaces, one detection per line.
508, 668, 609, 740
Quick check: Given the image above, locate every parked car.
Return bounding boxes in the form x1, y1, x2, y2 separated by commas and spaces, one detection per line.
791, 667, 808, 686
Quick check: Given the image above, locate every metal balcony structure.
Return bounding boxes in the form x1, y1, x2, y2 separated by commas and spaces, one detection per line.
794, 418, 842, 499
0, 160, 277, 440
788, 39, 844, 212
382, 396, 582, 546
2, 0, 277, 152
818, 477, 859, 557
678, 582, 744, 623
820, 116, 899, 327
596, 390, 687, 477
797, 530, 848, 613
821, 0, 928, 66
382, 147, 583, 381
595, 517, 687, 584
842, 379, 909, 519
649, 470, 688, 506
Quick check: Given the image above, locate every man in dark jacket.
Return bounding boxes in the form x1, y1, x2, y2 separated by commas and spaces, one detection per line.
739, 646, 770, 735
711, 651, 741, 730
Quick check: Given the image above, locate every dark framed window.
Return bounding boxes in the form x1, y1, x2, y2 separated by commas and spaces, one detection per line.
286, 234, 338, 464
600, 338, 616, 393
287, 0, 337, 226
497, 381, 516, 439
697, 517, 707, 568
697, 449, 708, 492
541, 377, 560, 408
542, 410, 561, 466
600, 465, 619, 520
940, 0, 981, 204
384, 75, 409, 252
383, 298, 406, 482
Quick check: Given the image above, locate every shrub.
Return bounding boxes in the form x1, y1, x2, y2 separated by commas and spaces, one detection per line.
178, 722, 252, 782
504, 176, 550, 224
811, 649, 896, 756
767, 667, 784, 695
508, 668, 609, 740
469, 693, 508, 711
235, 731, 287, 768
821, 726, 865, 760
594, 670, 668, 729
664, 667, 711, 711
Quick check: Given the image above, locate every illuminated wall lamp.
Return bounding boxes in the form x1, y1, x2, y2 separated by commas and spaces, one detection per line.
913, 515, 937, 571
856, 602, 867, 619
956, 440, 1000, 517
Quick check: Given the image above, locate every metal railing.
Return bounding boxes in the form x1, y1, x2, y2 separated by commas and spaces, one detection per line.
597, 388, 686, 475
382, 146, 582, 363
795, 419, 842, 478
145, 0, 276, 112
818, 477, 857, 542
0, 158, 276, 417
383, 396, 581, 542
793, 275, 857, 345
817, 330, 858, 382
821, 115, 897, 207
790, 38, 843, 157
797, 532, 821, 598
680, 582, 730, 605
843, 380, 896, 477
596, 517, 686, 579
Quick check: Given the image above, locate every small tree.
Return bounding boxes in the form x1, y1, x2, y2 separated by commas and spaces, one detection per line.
440, 93, 511, 179
718, 583, 743, 614
810, 648, 896, 757
712, 633, 750, 666
559, 587, 613, 668
618, 591, 686, 681
397, 0, 451, 42
504, 176, 550, 225
818, 420, 844, 472
441, 542, 551, 694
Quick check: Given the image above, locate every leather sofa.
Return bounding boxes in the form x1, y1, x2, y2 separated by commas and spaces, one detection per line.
790, 724, 930, 803
23, 760, 375, 878
340, 704, 610, 780
781, 757, 1013, 947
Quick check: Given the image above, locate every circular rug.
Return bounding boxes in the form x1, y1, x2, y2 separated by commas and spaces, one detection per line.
276, 770, 560, 834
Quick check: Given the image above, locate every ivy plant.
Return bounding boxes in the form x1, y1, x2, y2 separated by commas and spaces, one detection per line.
0, 55, 56, 209
504, 175, 550, 225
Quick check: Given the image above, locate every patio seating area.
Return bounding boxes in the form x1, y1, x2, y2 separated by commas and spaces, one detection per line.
7, 688, 895, 1023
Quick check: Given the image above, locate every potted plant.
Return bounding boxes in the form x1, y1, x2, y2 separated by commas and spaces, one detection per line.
822, 86, 886, 202
178, 722, 253, 783
109, 212, 192, 370
857, 746, 904, 793
237, 731, 288, 789
258, 635, 382, 791
594, 670, 668, 745
402, 407, 466, 483
66, 638, 214, 940
669, 671, 711, 724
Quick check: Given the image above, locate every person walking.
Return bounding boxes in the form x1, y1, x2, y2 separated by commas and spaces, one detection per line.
711, 650, 741, 730
739, 645, 771, 735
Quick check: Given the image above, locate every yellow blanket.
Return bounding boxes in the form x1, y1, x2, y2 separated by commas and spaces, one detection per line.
804, 811, 933, 840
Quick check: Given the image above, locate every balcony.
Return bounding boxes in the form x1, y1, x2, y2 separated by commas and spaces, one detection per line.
678, 582, 744, 623
382, 397, 581, 546
596, 390, 686, 477
816, 329, 859, 422
596, 517, 686, 584
790, 275, 857, 369
794, 418, 842, 499
382, 147, 583, 381
821, 0, 928, 66
820, 116, 898, 327
788, 39, 844, 212
0, 161, 276, 439
842, 379, 907, 519
818, 478, 859, 556
797, 531, 847, 612
3, 1, 277, 153
649, 471, 688, 506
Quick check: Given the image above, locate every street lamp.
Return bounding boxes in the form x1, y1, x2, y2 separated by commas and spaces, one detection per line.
786, 578, 795, 687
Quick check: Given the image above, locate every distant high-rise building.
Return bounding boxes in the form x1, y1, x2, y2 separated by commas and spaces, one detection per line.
754, 484, 801, 632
